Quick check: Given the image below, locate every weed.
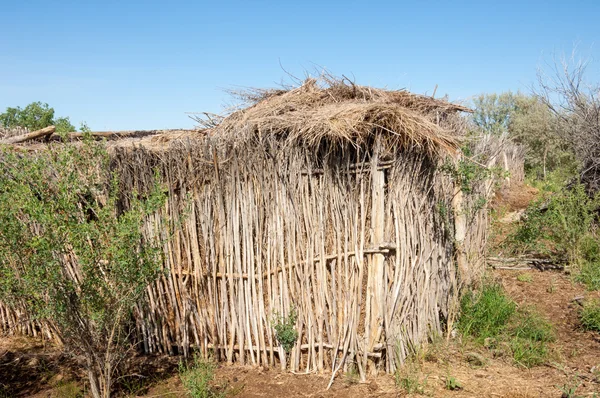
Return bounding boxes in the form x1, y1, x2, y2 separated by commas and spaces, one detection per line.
118, 375, 149, 396
510, 308, 555, 343
445, 375, 462, 391
344, 362, 359, 385
395, 361, 429, 395
577, 260, 600, 291
558, 377, 582, 398
517, 273, 533, 283
509, 338, 549, 367
52, 381, 83, 398
547, 278, 557, 293
580, 299, 600, 332
457, 283, 516, 342
272, 307, 299, 353
179, 354, 225, 398
458, 282, 554, 368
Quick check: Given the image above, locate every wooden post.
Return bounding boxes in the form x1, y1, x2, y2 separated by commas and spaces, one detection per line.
367, 137, 386, 375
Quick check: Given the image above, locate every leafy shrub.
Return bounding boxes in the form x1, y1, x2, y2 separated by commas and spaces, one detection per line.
580, 299, 600, 332
272, 307, 299, 353
509, 184, 600, 259
507, 184, 600, 291
0, 139, 166, 398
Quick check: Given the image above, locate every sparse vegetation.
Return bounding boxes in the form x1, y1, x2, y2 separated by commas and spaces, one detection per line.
178, 354, 225, 398
517, 273, 533, 283
580, 299, 600, 332
394, 357, 429, 395
458, 282, 554, 368
445, 375, 462, 391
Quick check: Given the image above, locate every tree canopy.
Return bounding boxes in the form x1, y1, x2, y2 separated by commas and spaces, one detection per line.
0, 101, 76, 133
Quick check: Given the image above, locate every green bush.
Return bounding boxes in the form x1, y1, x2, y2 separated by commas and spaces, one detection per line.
0, 101, 76, 132
507, 184, 600, 291
580, 299, 600, 332
272, 307, 299, 353
509, 184, 600, 260
0, 139, 166, 398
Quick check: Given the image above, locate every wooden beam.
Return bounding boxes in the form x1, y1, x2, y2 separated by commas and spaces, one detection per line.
0, 126, 55, 144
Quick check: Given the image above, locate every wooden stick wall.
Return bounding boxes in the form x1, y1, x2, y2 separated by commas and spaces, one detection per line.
0, 136, 515, 378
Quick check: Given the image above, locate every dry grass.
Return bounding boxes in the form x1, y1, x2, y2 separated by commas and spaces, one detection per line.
199, 75, 470, 156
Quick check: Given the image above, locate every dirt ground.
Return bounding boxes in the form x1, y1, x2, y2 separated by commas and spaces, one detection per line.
2, 182, 600, 397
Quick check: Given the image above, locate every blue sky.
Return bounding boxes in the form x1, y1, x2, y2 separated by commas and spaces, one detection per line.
1, 0, 599, 130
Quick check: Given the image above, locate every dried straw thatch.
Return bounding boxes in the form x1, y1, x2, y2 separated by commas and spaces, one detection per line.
0, 77, 521, 382
198, 76, 469, 156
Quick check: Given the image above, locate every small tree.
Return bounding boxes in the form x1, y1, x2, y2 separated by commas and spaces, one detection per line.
0, 138, 165, 398
0, 101, 76, 132
471, 92, 574, 179
534, 52, 600, 193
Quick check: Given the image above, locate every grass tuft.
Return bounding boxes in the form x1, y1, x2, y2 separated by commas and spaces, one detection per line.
458, 283, 516, 342
458, 282, 554, 368
580, 299, 600, 332
179, 354, 226, 398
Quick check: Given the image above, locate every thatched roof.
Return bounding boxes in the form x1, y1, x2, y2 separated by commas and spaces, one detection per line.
3, 76, 470, 156
200, 76, 471, 155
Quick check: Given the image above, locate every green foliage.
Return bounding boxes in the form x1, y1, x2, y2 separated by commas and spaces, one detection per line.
509, 309, 555, 367
507, 183, 600, 290
440, 146, 496, 196
458, 283, 516, 342
472, 92, 517, 135
471, 92, 576, 179
272, 307, 299, 353
179, 354, 225, 398
0, 139, 165, 397
580, 299, 600, 332
577, 261, 600, 291
0, 102, 76, 133
458, 283, 554, 368
509, 185, 600, 260
445, 375, 462, 391
558, 379, 583, 398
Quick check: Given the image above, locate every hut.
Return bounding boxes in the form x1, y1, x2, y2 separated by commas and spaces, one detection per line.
0, 77, 513, 380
